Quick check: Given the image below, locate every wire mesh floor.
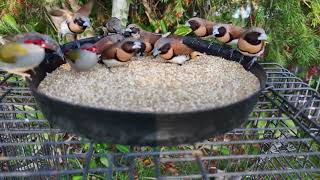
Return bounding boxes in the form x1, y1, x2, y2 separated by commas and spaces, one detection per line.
0, 63, 319, 179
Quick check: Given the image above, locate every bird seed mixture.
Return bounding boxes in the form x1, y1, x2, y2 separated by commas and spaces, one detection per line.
38, 55, 260, 113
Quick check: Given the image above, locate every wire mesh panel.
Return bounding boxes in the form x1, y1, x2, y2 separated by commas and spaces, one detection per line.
0, 63, 319, 179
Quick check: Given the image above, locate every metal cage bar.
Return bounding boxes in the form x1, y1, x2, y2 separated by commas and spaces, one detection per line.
0, 63, 319, 179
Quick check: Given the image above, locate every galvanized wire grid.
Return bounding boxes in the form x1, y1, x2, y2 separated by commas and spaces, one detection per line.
0, 63, 319, 179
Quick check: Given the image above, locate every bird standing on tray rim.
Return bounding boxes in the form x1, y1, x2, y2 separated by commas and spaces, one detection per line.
212, 23, 246, 45
185, 17, 215, 37
0, 32, 63, 79
64, 43, 100, 72
237, 27, 268, 68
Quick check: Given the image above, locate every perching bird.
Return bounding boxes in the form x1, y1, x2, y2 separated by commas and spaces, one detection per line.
152, 36, 201, 65
124, 24, 163, 56
103, 17, 123, 35
185, 17, 215, 37
93, 34, 125, 54
49, 0, 95, 40
64, 43, 99, 72
237, 27, 268, 68
100, 38, 144, 68
212, 23, 246, 45
0, 32, 63, 78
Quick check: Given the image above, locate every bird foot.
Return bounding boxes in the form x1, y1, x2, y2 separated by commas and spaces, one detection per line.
106, 67, 115, 73
191, 51, 202, 59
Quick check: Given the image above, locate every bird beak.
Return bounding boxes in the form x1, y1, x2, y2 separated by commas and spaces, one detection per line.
132, 41, 141, 49
212, 28, 219, 35
41, 43, 49, 49
83, 21, 90, 27
125, 28, 132, 32
152, 48, 160, 57
185, 22, 191, 27
123, 28, 132, 37
258, 33, 268, 41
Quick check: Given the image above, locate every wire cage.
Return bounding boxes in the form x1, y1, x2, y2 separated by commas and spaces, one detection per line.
0, 63, 319, 179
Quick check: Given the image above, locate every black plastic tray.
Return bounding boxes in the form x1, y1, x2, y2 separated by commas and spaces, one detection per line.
28, 36, 267, 146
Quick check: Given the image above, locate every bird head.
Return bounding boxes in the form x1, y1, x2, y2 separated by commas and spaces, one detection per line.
152, 38, 171, 57
185, 18, 202, 32
124, 24, 140, 37
121, 40, 143, 53
81, 43, 98, 53
243, 27, 268, 45
15, 32, 63, 58
105, 17, 123, 34
212, 24, 227, 37
23, 39, 49, 49
74, 14, 91, 29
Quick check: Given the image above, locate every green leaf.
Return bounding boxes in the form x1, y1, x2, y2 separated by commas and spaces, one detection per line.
72, 175, 83, 180
160, 20, 168, 33
100, 157, 109, 167
257, 120, 267, 139
116, 144, 130, 153
1, 14, 21, 33
174, 26, 192, 36
89, 159, 97, 169
220, 146, 230, 155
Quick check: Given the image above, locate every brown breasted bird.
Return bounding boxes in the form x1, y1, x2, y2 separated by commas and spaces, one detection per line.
100, 38, 144, 68
152, 36, 201, 65
93, 34, 125, 54
0, 32, 63, 78
64, 43, 99, 72
124, 24, 163, 56
49, 0, 95, 40
185, 17, 215, 37
237, 27, 268, 68
212, 23, 246, 45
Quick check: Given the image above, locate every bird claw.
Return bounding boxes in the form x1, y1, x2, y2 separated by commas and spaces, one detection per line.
106, 66, 114, 73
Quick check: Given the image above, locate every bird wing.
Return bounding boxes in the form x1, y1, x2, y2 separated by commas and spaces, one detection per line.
171, 38, 193, 55
205, 20, 215, 34
49, 8, 73, 19
230, 25, 246, 39
0, 43, 28, 64
65, 49, 81, 62
94, 35, 124, 54
76, 0, 95, 17
142, 32, 162, 45
101, 43, 117, 59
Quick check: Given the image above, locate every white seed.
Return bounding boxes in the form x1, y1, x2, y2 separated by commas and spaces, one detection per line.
38, 55, 260, 113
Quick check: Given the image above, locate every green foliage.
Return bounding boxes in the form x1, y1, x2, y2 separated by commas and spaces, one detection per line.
262, 0, 320, 67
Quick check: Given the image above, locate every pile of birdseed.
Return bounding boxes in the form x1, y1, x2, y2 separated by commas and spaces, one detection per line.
38, 55, 260, 113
